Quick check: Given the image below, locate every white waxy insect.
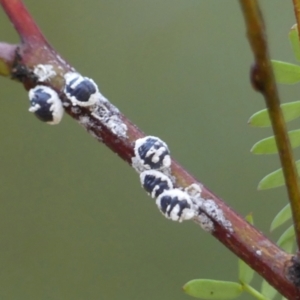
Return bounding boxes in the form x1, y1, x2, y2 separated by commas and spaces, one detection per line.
28, 85, 64, 125
140, 170, 173, 198
134, 136, 171, 171
64, 72, 99, 107
156, 189, 195, 222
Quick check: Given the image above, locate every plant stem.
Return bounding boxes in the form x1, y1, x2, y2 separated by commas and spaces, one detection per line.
0, 1, 300, 298
292, 0, 300, 44
0, 0, 46, 45
243, 284, 269, 300
240, 0, 300, 252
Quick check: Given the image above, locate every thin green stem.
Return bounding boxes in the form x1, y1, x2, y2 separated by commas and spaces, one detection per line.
243, 284, 269, 300
240, 0, 300, 252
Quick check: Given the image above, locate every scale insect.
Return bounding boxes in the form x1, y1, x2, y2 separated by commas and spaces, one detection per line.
156, 189, 195, 222
140, 170, 173, 198
134, 136, 171, 171
28, 85, 64, 125
64, 72, 99, 107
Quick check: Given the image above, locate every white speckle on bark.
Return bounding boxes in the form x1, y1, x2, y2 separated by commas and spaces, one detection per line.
185, 183, 203, 199
71, 106, 81, 114
33, 64, 56, 82
78, 115, 91, 126
201, 199, 233, 233
194, 213, 214, 232
91, 96, 127, 138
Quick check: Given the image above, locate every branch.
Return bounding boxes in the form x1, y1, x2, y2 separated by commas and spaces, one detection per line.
293, 0, 300, 44
240, 0, 300, 254
0, 0, 299, 299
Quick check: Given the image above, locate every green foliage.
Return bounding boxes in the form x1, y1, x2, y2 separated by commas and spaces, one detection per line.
184, 24, 300, 300
279, 234, 295, 253
238, 214, 255, 285
0, 59, 10, 76
271, 61, 300, 84
249, 24, 297, 270
251, 129, 300, 154
249, 24, 298, 260
183, 215, 276, 300
277, 225, 295, 248
183, 280, 243, 299
270, 203, 291, 231
258, 160, 300, 190
261, 280, 277, 300
289, 24, 300, 61
238, 260, 254, 285
248, 101, 300, 127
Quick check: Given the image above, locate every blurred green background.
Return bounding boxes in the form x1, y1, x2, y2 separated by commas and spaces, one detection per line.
0, 1, 297, 299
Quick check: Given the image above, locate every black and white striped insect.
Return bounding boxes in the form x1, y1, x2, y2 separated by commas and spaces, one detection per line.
134, 136, 171, 171
156, 189, 195, 222
140, 170, 173, 198
64, 72, 99, 107
28, 85, 64, 125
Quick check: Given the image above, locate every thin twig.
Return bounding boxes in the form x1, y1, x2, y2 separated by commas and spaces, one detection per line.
0, 0, 299, 298
0, 0, 46, 45
292, 0, 300, 43
240, 0, 300, 252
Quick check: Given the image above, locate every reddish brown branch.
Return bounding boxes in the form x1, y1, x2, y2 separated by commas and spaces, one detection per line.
0, 0, 299, 299
0, 0, 46, 45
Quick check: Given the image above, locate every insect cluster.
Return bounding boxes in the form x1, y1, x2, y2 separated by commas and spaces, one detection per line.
28, 71, 101, 125
28, 70, 127, 138
27, 68, 206, 225
133, 136, 196, 222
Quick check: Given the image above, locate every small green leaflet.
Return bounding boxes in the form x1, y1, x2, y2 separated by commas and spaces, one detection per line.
248, 101, 300, 127
261, 280, 278, 300
289, 24, 300, 61
258, 160, 300, 190
277, 225, 295, 248
251, 129, 300, 154
0, 60, 10, 76
270, 203, 291, 231
245, 213, 253, 225
183, 279, 242, 299
238, 214, 254, 285
271, 60, 300, 84
280, 236, 294, 253
238, 260, 254, 285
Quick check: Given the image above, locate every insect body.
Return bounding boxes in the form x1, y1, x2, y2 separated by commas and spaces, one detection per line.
156, 189, 195, 222
64, 72, 99, 107
140, 170, 173, 198
28, 85, 64, 125
134, 136, 171, 171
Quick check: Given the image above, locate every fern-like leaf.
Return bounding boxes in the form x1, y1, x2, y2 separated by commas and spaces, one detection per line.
289, 24, 300, 61
251, 129, 300, 154
270, 204, 291, 231
258, 160, 300, 190
249, 101, 300, 127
